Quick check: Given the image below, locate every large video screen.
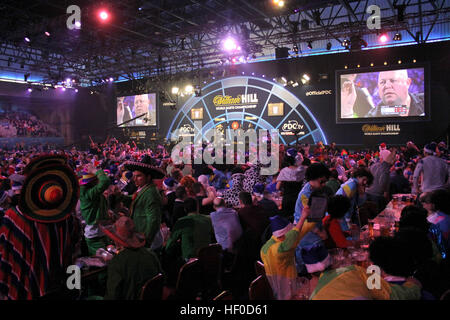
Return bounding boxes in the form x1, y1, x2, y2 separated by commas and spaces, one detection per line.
116, 93, 157, 127
337, 66, 425, 120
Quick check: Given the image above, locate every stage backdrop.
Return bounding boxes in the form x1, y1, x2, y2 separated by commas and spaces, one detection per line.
165, 76, 328, 146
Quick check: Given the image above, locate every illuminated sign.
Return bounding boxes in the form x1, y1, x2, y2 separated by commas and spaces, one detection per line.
281, 120, 305, 136
268, 103, 284, 116
191, 108, 203, 120
213, 94, 258, 106
362, 124, 400, 136
305, 90, 332, 96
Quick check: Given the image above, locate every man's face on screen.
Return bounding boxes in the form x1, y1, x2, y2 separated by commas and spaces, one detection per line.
378, 70, 411, 106
134, 94, 149, 116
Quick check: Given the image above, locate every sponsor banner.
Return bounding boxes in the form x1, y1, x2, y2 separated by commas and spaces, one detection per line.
281, 120, 306, 136
305, 90, 332, 96
362, 124, 401, 136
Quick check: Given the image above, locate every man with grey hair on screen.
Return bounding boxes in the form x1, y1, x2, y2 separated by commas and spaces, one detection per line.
366, 69, 425, 117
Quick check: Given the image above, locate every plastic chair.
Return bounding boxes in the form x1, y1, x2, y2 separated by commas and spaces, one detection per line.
213, 290, 233, 300
254, 260, 266, 277
248, 275, 274, 300
175, 258, 203, 300
139, 273, 164, 300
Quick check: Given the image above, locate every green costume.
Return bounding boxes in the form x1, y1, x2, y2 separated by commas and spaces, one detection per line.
165, 213, 215, 260
80, 170, 110, 255
127, 184, 162, 247
104, 247, 162, 300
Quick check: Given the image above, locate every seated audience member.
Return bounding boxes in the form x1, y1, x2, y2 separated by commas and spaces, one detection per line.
170, 186, 188, 228
102, 217, 163, 300
392, 229, 449, 299
253, 183, 279, 217
300, 243, 333, 294
322, 195, 354, 249
428, 189, 450, 251
162, 177, 178, 225
210, 197, 243, 254
260, 206, 312, 300
389, 161, 411, 196
326, 169, 341, 195
237, 191, 270, 242
193, 182, 215, 215
310, 236, 422, 300
165, 197, 215, 263
399, 205, 446, 261
277, 156, 304, 218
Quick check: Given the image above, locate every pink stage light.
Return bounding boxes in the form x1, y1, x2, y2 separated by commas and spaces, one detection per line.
379, 34, 388, 43
99, 10, 109, 21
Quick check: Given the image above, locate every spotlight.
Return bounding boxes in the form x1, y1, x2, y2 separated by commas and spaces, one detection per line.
62, 87, 66, 91
45, 31, 50, 37
413, 59, 417, 63
109, 77, 114, 82
301, 74, 310, 84
292, 82, 299, 87
27, 87, 33, 93
24, 37, 31, 43
326, 42, 332, 50
99, 10, 109, 21
357, 64, 360, 68
398, 60, 402, 64
307, 41, 313, 49
379, 34, 388, 43
75, 21, 81, 28
384, 61, 388, 65
273, 0, 284, 7
223, 37, 238, 52
342, 39, 350, 48
370, 63, 374, 67
185, 85, 193, 94
344, 65, 348, 69
75, 89, 78, 93
393, 33, 402, 41
171, 87, 179, 94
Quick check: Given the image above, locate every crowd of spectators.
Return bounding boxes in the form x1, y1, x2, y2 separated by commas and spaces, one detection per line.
0, 111, 60, 137
0, 136, 449, 300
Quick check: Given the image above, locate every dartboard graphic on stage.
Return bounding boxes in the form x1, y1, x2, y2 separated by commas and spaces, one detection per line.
166, 76, 328, 145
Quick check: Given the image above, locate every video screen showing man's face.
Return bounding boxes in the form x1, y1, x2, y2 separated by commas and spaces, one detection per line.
377, 70, 412, 106
134, 94, 149, 116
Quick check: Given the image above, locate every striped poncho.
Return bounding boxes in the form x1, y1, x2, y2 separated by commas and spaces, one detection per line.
0, 207, 77, 300
310, 265, 421, 300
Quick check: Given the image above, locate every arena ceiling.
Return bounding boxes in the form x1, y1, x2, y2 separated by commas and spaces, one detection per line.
0, 0, 449, 87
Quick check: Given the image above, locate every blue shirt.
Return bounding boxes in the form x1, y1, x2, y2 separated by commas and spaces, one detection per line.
294, 182, 313, 224
210, 207, 243, 252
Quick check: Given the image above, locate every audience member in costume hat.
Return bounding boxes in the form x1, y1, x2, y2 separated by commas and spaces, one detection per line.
102, 216, 163, 300
79, 163, 111, 256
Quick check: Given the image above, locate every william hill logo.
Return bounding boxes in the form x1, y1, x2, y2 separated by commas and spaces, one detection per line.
362, 124, 400, 136
213, 94, 258, 106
